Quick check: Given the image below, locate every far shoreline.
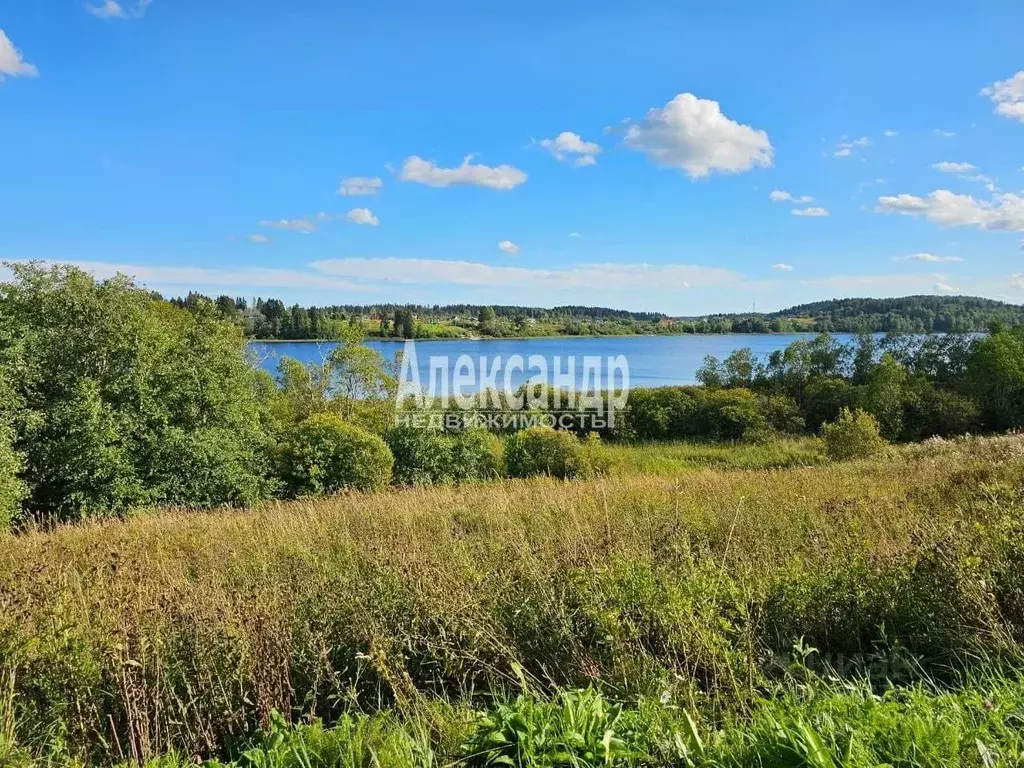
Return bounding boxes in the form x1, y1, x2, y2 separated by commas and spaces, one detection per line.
247, 330, 828, 344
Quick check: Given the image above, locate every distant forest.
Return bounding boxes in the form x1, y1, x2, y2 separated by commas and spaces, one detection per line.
167, 292, 1024, 340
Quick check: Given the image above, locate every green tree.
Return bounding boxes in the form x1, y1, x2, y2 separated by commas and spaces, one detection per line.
0, 263, 274, 521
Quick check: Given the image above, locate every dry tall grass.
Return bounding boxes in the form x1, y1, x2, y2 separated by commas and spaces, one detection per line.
2, 435, 1024, 763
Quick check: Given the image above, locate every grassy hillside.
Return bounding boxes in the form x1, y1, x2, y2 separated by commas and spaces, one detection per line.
3, 434, 1024, 765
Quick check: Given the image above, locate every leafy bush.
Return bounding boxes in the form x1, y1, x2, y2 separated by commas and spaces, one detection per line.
504, 427, 605, 479
822, 408, 886, 461
387, 426, 454, 485
280, 414, 393, 495
149, 426, 273, 507
696, 388, 767, 441
0, 426, 25, 532
449, 427, 504, 482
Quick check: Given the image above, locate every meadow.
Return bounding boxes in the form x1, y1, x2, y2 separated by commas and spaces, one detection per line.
3, 433, 1024, 766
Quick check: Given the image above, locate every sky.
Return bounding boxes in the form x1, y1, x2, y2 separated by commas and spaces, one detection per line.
1, 1, 1023, 315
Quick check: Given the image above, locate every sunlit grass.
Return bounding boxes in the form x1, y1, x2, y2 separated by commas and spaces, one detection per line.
2, 434, 1024, 764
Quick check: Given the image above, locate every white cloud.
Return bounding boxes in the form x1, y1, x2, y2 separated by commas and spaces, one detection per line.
876, 189, 1024, 231
537, 131, 601, 166
894, 252, 964, 263
933, 129, 956, 138
933, 161, 976, 174
791, 206, 829, 217
259, 217, 316, 234
247, 234, 271, 244
0, 29, 38, 80
770, 189, 813, 203
84, 0, 150, 18
833, 137, 870, 158
346, 207, 379, 226
399, 154, 527, 190
568, 232, 582, 238
85, 0, 125, 18
933, 282, 956, 293
772, 263, 794, 272
310, 258, 743, 292
338, 176, 383, 196
41, 261, 364, 291
981, 71, 1024, 122
623, 93, 773, 178
884, 129, 898, 137
497, 240, 520, 255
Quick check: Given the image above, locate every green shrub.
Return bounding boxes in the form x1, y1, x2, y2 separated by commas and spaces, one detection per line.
149, 426, 272, 507
280, 414, 393, 495
504, 427, 604, 479
822, 408, 886, 461
449, 428, 504, 482
0, 425, 25, 531
387, 426, 454, 486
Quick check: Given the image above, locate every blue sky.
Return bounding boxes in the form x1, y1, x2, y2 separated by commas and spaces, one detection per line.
1, 0, 1023, 314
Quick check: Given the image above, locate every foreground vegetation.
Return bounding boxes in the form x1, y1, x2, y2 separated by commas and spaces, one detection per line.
3, 434, 1024, 764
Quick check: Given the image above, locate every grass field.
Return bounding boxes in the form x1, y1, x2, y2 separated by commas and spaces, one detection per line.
3, 434, 1024, 766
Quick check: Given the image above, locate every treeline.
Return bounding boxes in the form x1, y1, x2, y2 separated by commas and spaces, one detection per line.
630, 328, 1018, 444
703, 294, 1024, 333
172, 290, 1024, 340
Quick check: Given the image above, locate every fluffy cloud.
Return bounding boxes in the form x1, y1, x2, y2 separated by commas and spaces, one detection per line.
770, 189, 813, 203
50, 261, 363, 291
876, 189, 1024, 231
247, 234, 271, 244
932, 161, 976, 174
310, 258, 743, 292
884, 129, 899, 137
791, 206, 829, 217
537, 132, 601, 166
772, 263, 794, 271
84, 0, 151, 19
497, 240, 520, 255
894, 253, 963, 263
259, 218, 316, 234
623, 93, 773, 178
338, 176, 383, 196
833, 137, 870, 158
400, 155, 527, 190
0, 29, 37, 80
981, 71, 1024, 122
346, 207, 379, 226
568, 232, 582, 238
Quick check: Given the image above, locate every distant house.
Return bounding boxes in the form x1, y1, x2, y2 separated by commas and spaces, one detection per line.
369, 312, 383, 322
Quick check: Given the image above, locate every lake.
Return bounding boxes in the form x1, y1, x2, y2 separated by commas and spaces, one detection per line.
249, 334, 855, 389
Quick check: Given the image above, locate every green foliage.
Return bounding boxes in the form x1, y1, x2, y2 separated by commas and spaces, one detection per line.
279, 414, 393, 495
449, 428, 504, 482
822, 408, 886, 461
462, 687, 647, 767
387, 426, 454, 485
148, 426, 273, 507
966, 327, 1024, 430
504, 427, 605, 479
0, 263, 273, 521
0, 426, 26, 532
859, 352, 912, 441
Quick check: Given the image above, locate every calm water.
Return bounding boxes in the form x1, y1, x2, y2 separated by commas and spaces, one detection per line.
250, 334, 855, 389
